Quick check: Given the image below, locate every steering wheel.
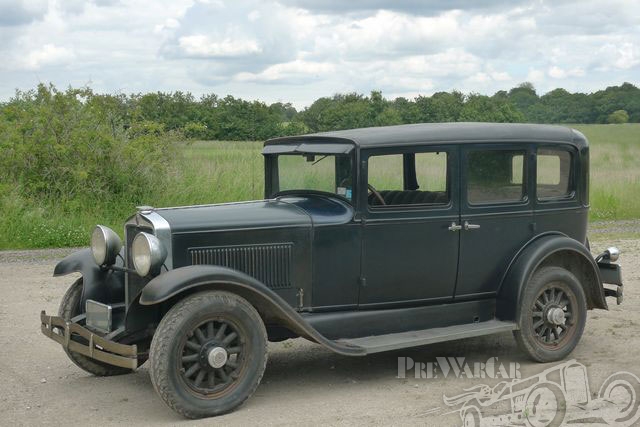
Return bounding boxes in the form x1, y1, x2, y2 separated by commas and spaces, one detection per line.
368, 184, 386, 206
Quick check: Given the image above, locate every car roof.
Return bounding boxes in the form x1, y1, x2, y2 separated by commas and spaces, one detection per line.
264, 122, 587, 150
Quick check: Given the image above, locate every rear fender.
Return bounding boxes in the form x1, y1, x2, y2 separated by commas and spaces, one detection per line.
53, 248, 125, 310
496, 234, 606, 321
138, 265, 365, 356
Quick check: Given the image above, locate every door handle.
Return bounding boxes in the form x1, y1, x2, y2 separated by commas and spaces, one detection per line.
448, 222, 462, 232
464, 221, 481, 230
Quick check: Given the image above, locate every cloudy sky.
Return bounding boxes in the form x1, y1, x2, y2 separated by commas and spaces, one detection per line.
1, 0, 638, 107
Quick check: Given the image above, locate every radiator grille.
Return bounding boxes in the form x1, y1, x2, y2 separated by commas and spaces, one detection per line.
190, 243, 293, 289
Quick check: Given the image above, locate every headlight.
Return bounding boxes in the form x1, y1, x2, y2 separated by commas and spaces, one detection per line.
132, 232, 167, 276
91, 225, 122, 266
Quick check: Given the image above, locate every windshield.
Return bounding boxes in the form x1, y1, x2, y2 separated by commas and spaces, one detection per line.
274, 153, 354, 201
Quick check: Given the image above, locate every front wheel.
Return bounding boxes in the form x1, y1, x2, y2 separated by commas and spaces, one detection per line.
514, 266, 587, 363
58, 279, 133, 376
149, 291, 268, 419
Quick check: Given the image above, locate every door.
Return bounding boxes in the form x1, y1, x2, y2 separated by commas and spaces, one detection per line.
455, 145, 534, 299
359, 146, 460, 307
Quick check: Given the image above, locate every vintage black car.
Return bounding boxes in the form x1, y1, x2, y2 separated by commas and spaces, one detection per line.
41, 123, 624, 418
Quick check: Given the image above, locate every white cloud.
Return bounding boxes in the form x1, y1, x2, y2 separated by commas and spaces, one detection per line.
247, 10, 260, 22
0, 0, 638, 106
154, 17, 180, 33
21, 44, 75, 70
548, 66, 585, 79
235, 60, 335, 83
178, 35, 262, 58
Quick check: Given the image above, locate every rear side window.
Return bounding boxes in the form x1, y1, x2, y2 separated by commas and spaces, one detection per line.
467, 149, 526, 204
537, 149, 573, 199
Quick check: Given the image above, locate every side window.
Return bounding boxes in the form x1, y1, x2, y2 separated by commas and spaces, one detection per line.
367, 152, 449, 207
537, 149, 573, 199
367, 154, 404, 192
467, 149, 526, 204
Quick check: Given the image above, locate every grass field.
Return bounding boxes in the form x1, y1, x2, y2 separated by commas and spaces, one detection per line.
574, 124, 640, 220
0, 123, 638, 249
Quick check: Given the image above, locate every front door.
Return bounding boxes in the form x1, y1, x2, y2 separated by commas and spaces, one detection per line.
359, 146, 460, 307
455, 145, 535, 299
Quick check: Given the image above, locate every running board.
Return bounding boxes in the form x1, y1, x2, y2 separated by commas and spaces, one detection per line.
336, 320, 517, 354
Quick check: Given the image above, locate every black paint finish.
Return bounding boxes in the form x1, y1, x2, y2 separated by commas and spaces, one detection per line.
48, 123, 620, 358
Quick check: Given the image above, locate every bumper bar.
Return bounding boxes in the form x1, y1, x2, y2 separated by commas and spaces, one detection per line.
598, 262, 624, 305
40, 311, 138, 369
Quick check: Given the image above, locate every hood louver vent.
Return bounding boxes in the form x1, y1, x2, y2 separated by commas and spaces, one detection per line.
189, 243, 293, 289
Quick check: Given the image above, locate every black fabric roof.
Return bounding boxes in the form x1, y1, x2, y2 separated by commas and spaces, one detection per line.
264, 122, 587, 149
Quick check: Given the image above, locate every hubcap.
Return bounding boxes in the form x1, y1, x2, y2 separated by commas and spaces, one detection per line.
207, 347, 228, 368
546, 307, 566, 325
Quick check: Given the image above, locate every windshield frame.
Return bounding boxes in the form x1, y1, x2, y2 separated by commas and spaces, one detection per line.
264, 150, 357, 204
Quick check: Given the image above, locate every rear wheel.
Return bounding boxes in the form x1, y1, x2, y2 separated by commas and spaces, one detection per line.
149, 291, 268, 419
58, 279, 132, 376
524, 382, 567, 427
514, 266, 587, 363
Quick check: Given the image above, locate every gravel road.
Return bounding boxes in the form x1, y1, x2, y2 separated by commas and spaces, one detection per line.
1, 234, 638, 426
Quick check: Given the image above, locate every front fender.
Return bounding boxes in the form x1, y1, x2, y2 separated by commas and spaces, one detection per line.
139, 265, 365, 356
54, 248, 125, 309
496, 234, 606, 321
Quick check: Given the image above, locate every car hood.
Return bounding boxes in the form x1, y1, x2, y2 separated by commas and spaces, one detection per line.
156, 200, 310, 234
155, 195, 353, 234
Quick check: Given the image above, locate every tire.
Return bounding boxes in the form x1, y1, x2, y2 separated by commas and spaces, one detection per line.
149, 291, 268, 419
524, 382, 566, 427
58, 279, 133, 376
514, 266, 587, 363
461, 405, 482, 427
598, 371, 640, 425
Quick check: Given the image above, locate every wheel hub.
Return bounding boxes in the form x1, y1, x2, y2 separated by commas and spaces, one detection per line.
546, 307, 566, 325
207, 346, 228, 368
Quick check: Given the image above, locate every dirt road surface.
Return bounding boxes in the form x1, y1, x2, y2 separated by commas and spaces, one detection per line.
1, 236, 638, 426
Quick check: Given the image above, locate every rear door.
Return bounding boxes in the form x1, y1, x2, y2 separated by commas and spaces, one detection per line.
455, 144, 535, 299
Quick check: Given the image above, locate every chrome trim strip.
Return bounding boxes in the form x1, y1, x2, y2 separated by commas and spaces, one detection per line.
139, 211, 173, 270
154, 199, 269, 212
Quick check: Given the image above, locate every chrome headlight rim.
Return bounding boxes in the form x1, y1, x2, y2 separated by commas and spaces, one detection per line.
132, 232, 167, 277
91, 225, 122, 266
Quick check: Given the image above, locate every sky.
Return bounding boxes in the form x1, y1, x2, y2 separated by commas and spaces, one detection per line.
0, 0, 638, 108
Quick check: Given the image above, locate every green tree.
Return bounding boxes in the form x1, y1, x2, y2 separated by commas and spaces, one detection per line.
459, 94, 525, 122
0, 84, 176, 202
608, 109, 629, 124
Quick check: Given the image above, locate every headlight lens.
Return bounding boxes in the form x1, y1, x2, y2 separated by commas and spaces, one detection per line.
132, 232, 167, 276
91, 225, 122, 266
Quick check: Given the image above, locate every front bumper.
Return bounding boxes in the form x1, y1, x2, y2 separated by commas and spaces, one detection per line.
40, 311, 138, 369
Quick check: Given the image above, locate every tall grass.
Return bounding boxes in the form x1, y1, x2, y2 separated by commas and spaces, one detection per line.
1, 124, 638, 249
574, 124, 640, 220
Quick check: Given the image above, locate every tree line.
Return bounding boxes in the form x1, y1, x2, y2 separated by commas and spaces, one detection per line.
1, 82, 638, 143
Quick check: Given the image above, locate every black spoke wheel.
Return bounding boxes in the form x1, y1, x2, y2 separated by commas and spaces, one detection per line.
514, 266, 587, 363
530, 283, 578, 348
149, 291, 267, 419
178, 318, 246, 397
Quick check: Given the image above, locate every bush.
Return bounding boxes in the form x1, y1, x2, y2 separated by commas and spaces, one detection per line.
0, 84, 178, 204
607, 110, 629, 124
